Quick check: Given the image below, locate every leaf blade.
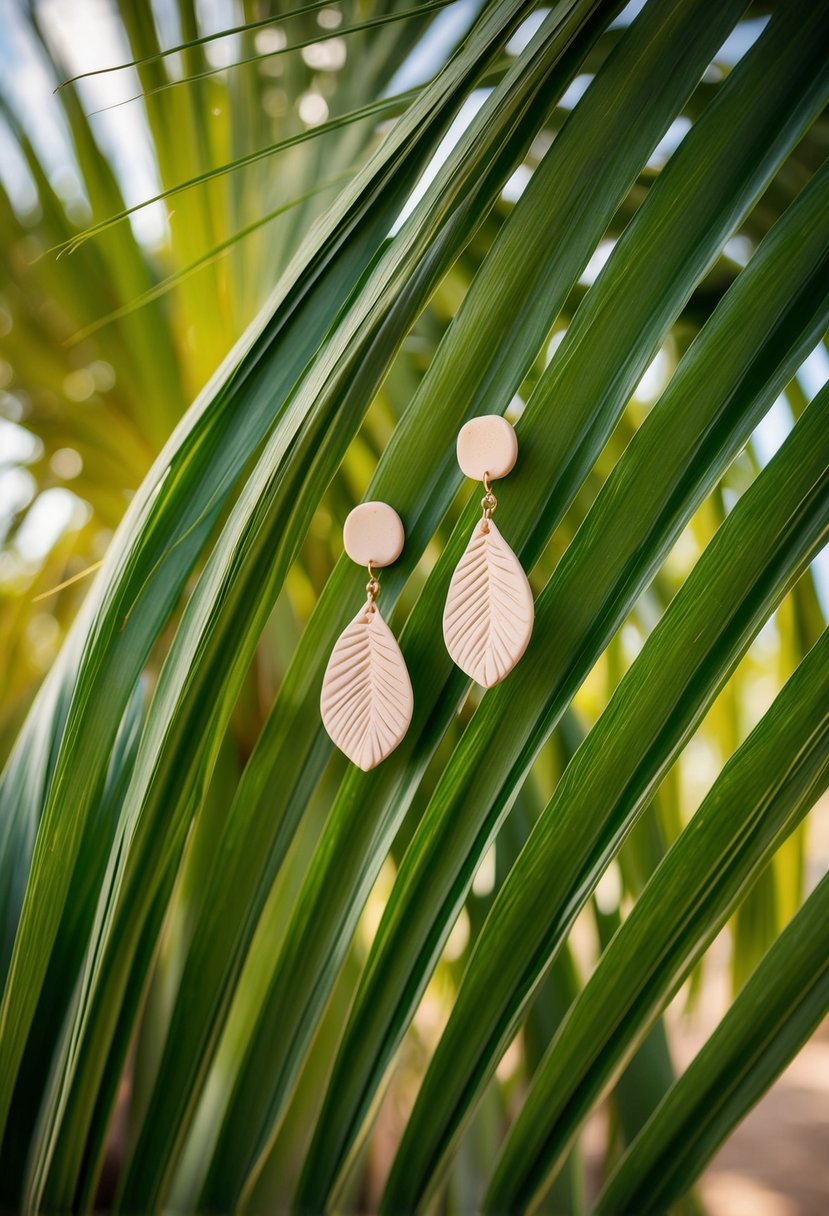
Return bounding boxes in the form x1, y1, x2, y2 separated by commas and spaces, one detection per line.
0, 0, 539, 1181
218, 6, 829, 1204
299, 43, 829, 1207
596, 866, 829, 1214
486, 627, 829, 1210
116, 3, 626, 1203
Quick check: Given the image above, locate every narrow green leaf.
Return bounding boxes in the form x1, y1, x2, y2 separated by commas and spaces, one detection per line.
379, 250, 829, 1209
118, 4, 624, 1204
307, 85, 829, 1216
207, 7, 829, 1205
57, 0, 437, 88
0, 679, 143, 1198
21, 6, 610, 1209
0, 0, 534, 1166
65, 172, 354, 344
596, 865, 829, 1214
54, 89, 423, 257
87, 3, 456, 118
486, 626, 829, 1211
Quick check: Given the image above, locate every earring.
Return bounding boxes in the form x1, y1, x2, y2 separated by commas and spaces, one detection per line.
321, 502, 413, 771
443, 415, 534, 688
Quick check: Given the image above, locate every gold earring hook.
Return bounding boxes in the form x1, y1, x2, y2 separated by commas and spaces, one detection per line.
481, 471, 497, 527
366, 560, 380, 608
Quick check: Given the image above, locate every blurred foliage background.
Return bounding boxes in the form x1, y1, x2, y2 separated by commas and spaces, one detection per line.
1, 0, 828, 1212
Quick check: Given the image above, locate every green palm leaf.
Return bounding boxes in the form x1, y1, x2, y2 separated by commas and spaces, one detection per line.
291, 10, 829, 1204
16, 4, 617, 1208
0, 0, 534, 1167
486, 624, 829, 1211
1, 0, 827, 1209
122, 0, 750, 1198
381, 368, 829, 1212
597, 864, 829, 1214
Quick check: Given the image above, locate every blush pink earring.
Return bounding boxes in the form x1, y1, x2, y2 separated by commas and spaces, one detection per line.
443, 415, 534, 688
320, 502, 413, 771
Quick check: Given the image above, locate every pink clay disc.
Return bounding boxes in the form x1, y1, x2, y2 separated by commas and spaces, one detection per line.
343, 501, 404, 567
456, 414, 517, 481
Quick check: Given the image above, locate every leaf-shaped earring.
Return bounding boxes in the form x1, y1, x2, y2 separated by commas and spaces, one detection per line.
321, 502, 413, 771
443, 415, 534, 688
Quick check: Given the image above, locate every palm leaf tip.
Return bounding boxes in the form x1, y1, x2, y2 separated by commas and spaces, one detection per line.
321, 605, 413, 772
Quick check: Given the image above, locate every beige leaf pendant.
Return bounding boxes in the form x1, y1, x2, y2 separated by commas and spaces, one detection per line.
321, 603, 414, 772
443, 518, 533, 688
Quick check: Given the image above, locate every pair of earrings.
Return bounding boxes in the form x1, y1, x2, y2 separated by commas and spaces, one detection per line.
320, 415, 533, 771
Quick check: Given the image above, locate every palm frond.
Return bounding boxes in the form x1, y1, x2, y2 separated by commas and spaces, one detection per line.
1, 0, 827, 1210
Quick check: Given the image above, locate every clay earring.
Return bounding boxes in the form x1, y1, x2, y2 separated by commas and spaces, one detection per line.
443, 415, 534, 688
320, 502, 413, 771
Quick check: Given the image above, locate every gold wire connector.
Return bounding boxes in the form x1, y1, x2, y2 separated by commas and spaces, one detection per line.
366, 560, 381, 607
481, 471, 497, 527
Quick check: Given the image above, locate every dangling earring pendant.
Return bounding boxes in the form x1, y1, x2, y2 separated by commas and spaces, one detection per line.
443, 415, 534, 688
321, 502, 413, 771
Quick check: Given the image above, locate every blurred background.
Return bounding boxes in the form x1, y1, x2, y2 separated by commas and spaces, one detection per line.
1, 1, 827, 1211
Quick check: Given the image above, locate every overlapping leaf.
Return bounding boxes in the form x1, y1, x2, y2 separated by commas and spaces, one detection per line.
19, 4, 620, 1208
487, 626, 829, 1210
1, 1, 827, 1209
118, 4, 636, 1201
597, 866, 829, 1213
295, 13, 829, 1205
205, 0, 788, 1201
1, 0, 547, 1195
382, 375, 829, 1208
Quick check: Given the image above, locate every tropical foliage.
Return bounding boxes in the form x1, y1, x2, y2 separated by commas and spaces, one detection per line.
0, 0, 827, 1212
